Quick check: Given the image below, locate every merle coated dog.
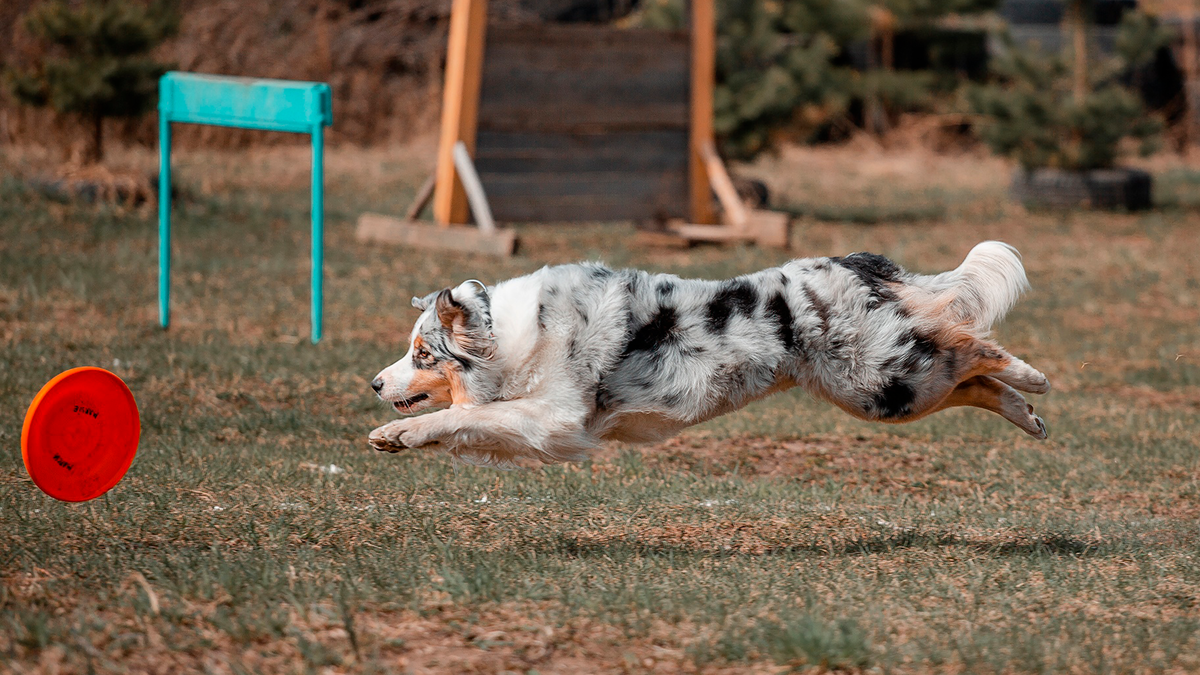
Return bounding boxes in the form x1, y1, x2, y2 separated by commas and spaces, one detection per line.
369, 242, 1049, 468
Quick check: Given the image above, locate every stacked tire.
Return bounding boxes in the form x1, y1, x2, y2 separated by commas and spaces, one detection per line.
1010, 168, 1153, 211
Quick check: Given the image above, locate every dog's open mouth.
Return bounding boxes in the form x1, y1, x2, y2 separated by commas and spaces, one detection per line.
392, 393, 428, 411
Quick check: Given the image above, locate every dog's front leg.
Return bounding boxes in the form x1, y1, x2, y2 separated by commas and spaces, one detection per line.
368, 412, 454, 452
369, 399, 593, 463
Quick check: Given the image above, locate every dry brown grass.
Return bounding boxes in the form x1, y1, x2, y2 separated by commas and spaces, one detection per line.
3, 140, 1200, 673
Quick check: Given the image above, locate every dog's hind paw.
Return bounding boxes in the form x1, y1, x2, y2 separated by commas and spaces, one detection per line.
1025, 411, 1048, 440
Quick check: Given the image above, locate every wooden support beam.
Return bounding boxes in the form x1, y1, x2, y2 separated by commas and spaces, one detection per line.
356, 213, 516, 257
452, 141, 496, 233
434, 0, 488, 225
700, 139, 747, 230
669, 221, 748, 243
689, 0, 716, 224
405, 173, 436, 220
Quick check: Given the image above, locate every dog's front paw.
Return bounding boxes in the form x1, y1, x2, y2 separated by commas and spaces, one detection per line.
369, 420, 411, 453
368, 419, 441, 453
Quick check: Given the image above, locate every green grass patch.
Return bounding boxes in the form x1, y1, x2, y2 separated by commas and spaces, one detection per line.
3, 147, 1200, 673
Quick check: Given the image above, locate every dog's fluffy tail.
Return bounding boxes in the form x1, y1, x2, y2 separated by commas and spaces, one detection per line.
911, 241, 1029, 333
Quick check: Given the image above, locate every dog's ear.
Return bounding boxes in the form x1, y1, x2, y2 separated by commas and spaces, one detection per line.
435, 287, 495, 358
435, 288, 467, 331
412, 291, 439, 311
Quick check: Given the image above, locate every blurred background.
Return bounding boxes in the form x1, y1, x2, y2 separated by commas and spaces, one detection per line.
0, 0, 1196, 165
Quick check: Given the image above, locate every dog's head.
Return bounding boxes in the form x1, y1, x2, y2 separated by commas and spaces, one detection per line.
371, 280, 498, 413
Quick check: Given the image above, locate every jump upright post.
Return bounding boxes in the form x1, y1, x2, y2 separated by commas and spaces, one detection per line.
158, 72, 333, 343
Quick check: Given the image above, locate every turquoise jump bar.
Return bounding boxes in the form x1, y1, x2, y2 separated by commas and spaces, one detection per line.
158, 72, 333, 343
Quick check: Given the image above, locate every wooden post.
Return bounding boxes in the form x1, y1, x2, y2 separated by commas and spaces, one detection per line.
434, 0, 488, 225
690, 0, 716, 224
1070, 0, 1089, 103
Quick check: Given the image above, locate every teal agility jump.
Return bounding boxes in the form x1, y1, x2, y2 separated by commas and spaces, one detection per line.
158, 72, 333, 343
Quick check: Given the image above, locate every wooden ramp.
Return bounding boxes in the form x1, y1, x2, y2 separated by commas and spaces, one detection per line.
474, 24, 690, 223
356, 0, 790, 256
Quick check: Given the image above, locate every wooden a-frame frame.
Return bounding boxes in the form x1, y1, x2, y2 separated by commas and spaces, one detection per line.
357, 0, 788, 255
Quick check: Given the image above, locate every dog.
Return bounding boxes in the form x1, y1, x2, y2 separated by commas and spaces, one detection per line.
368, 242, 1050, 469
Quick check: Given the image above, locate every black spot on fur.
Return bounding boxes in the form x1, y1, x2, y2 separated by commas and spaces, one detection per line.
832, 252, 902, 306
622, 271, 646, 298
778, 271, 790, 287
765, 292, 797, 352
575, 305, 590, 325
874, 379, 915, 419
912, 333, 939, 358
802, 284, 830, 331
589, 265, 614, 280
658, 391, 685, 408
623, 307, 678, 354
595, 383, 618, 411
537, 303, 547, 329
889, 331, 940, 374
656, 279, 675, 297
706, 280, 758, 333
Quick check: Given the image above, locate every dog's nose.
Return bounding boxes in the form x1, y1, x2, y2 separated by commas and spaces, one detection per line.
370, 377, 384, 394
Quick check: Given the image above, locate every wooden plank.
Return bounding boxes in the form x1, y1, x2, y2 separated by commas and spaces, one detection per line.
479, 172, 685, 199
748, 209, 790, 249
486, 192, 686, 223
433, 0, 487, 225
484, 37, 689, 79
477, 103, 688, 133
475, 150, 685, 175
475, 129, 687, 153
356, 213, 516, 257
159, 72, 332, 133
486, 24, 689, 50
669, 221, 752, 243
475, 30, 686, 132
478, 24, 689, 134
475, 130, 688, 174
405, 173, 435, 220
452, 141, 496, 234
701, 139, 747, 229
690, 0, 716, 224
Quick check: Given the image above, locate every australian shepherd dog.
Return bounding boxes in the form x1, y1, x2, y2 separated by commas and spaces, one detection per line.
369, 242, 1050, 469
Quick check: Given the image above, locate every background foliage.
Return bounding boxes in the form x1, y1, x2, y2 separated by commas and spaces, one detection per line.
967, 10, 1170, 171
635, 0, 997, 159
5, 0, 176, 163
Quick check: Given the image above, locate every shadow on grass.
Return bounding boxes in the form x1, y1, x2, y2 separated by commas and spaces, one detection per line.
545, 530, 1111, 560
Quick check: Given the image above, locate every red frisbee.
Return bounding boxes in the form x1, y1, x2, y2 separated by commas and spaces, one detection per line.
21, 367, 140, 502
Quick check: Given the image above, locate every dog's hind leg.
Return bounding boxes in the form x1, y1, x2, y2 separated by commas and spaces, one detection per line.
931, 332, 1049, 395
991, 355, 1051, 395
930, 375, 1047, 439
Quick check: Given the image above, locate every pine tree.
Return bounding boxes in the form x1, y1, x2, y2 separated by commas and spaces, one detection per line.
967, 6, 1169, 171
6, 0, 178, 164
634, 0, 997, 160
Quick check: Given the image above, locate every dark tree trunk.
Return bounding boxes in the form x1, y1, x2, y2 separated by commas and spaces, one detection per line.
81, 113, 103, 165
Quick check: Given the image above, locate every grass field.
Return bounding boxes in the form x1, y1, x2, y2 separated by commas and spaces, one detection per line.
2, 141, 1200, 674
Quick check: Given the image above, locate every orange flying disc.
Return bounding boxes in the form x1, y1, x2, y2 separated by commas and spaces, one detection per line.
21, 367, 140, 502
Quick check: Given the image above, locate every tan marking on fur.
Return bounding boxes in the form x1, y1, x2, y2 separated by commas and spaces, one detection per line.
927, 375, 1045, 437
444, 362, 473, 406
405, 368, 454, 408
895, 284, 988, 343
